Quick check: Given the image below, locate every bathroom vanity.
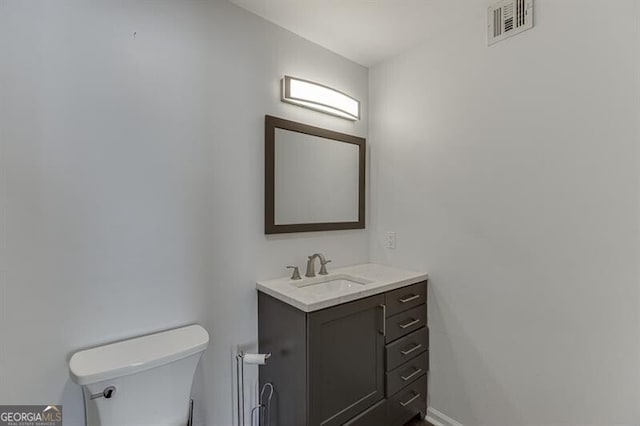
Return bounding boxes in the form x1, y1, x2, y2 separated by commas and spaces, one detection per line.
257, 263, 428, 426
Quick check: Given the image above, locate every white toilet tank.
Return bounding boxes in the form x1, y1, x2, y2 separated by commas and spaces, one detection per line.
69, 324, 209, 426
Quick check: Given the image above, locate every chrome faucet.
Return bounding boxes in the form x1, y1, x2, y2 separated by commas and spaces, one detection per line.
305, 253, 332, 278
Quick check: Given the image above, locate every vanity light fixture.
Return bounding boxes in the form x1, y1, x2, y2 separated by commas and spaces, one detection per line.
281, 75, 360, 121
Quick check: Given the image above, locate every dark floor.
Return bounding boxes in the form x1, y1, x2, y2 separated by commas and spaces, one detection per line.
406, 417, 435, 426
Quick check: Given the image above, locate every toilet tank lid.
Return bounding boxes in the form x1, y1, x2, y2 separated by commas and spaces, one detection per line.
69, 324, 209, 385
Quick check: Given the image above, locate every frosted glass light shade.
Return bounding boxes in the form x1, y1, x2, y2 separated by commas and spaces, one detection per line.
281, 75, 360, 121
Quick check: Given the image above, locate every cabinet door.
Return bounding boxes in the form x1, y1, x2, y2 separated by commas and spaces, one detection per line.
343, 399, 386, 426
307, 294, 385, 426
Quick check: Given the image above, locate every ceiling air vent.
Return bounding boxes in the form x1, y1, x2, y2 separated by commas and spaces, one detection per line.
488, 0, 533, 46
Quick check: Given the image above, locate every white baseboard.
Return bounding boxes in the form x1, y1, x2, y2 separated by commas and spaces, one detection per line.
425, 407, 464, 426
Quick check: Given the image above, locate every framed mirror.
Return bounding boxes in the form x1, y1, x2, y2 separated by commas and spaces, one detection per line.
265, 115, 366, 234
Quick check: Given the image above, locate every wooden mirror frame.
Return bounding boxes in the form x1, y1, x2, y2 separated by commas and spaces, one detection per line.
265, 115, 366, 234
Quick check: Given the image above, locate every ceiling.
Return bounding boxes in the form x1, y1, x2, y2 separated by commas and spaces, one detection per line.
229, 0, 465, 67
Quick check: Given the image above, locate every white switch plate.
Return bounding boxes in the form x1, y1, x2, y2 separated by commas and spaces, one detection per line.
386, 232, 396, 249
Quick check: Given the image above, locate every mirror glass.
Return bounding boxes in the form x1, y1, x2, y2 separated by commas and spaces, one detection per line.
265, 116, 365, 234
275, 128, 359, 224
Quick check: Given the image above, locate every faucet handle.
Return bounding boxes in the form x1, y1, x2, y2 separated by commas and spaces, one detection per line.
319, 259, 332, 275
286, 266, 302, 280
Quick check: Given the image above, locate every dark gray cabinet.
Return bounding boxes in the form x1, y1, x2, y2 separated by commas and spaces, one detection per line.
343, 399, 386, 426
383, 282, 429, 425
258, 281, 428, 426
308, 294, 385, 426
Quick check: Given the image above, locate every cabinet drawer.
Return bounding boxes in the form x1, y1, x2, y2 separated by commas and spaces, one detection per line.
386, 327, 428, 371
386, 351, 428, 397
385, 304, 427, 343
386, 375, 427, 426
343, 398, 386, 426
385, 282, 427, 317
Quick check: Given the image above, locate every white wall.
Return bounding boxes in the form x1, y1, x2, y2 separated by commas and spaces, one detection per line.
369, 1, 640, 425
0, 1, 368, 425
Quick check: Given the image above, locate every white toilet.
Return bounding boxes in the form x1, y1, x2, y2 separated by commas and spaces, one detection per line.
69, 324, 209, 426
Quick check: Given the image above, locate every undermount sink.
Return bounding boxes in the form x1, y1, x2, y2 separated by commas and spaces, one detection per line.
294, 274, 374, 296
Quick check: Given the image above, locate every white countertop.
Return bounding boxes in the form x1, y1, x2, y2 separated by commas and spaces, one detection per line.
256, 263, 428, 312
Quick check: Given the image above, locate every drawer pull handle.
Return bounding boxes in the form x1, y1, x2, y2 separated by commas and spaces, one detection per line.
399, 392, 421, 407
399, 318, 421, 329
400, 343, 423, 356
399, 294, 420, 304
401, 368, 423, 381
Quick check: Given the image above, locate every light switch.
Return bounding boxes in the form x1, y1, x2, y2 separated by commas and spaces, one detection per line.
386, 232, 396, 249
